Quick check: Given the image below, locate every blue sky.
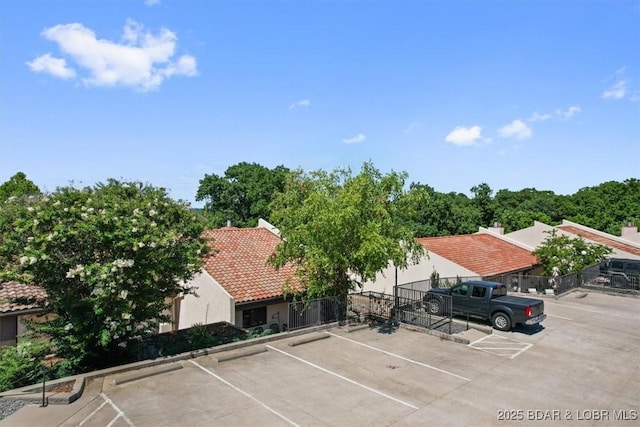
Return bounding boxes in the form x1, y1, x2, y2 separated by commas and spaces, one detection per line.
1, 0, 639, 207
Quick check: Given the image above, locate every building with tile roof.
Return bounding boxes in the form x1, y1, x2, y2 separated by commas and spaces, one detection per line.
0, 281, 47, 347
501, 220, 640, 260
359, 230, 541, 294
177, 219, 301, 332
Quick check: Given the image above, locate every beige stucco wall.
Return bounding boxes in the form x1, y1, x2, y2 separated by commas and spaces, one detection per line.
178, 271, 235, 329
359, 251, 478, 294
506, 220, 640, 261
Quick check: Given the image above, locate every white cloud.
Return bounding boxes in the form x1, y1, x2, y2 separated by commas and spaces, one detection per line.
556, 105, 582, 120
341, 133, 366, 144
498, 119, 532, 140
26, 53, 76, 78
29, 20, 197, 91
445, 125, 482, 146
289, 99, 310, 110
602, 80, 628, 99
602, 68, 629, 100
527, 112, 552, 122
144, 0, 160, 5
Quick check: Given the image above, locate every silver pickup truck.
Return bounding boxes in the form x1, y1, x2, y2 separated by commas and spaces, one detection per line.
424, 280, 546, 331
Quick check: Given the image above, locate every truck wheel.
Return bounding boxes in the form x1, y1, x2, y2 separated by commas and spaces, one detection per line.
427, 299, 442, 315
492, 312, 512, 331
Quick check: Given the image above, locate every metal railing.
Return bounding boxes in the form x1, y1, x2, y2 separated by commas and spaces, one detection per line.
581, 265, 640, 294
347, 290, 454, 333
287, 296, 346, 331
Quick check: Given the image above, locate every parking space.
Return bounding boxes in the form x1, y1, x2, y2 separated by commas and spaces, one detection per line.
3, 291, 639, 426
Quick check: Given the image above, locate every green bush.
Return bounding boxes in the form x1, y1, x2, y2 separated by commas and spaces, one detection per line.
0, 340, 52, 392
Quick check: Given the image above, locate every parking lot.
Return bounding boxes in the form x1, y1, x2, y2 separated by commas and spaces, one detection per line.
2, 291, 639, 426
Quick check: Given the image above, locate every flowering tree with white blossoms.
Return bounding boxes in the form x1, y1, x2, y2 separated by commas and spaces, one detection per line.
0, 180, 207, 370
532, 229, 611, 276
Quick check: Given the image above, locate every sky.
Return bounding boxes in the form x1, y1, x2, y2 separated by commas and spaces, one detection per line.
1, 0, 639, 207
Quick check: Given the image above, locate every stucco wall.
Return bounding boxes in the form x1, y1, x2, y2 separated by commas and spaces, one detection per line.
359, 252, 478, 294
178, 271, 235, 329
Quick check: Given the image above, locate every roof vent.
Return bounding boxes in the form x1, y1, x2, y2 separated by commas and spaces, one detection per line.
226, 219, 232, 228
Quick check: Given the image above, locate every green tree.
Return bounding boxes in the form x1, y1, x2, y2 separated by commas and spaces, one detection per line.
0, 180, 207, 371
196, 162, 290, 228
471, 183, 495, 227
268, 162, 424, 298
0, 172, 41, 202
532, 229, 612, 276
396, 184, 480, 237
497, 210, 552, 233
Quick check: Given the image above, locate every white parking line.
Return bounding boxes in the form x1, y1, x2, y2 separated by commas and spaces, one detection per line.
78, 398, 109, 426
326, 332, 470, 382
468, 335, 532, 359
101, 393, 135, 427
266, 345, 419, 410
190, 360, 300, 427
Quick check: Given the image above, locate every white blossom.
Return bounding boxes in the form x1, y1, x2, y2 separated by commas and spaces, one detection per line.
121, 312, 131, 320
150, 221, 157, 227
29, 257, 37, 265
117, 342, 127, 348
64, 323, 73, 331
113, 259, 134, 268
19, 256, 29, 265
119, 290, 129, 300
148, 209, 157, 217
66, 264, 85, 279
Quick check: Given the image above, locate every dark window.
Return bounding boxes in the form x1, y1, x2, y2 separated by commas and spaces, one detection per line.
242, 307, 267, 328
611, 261, 624, 270
0, 316, 18, 345
471, 286, 487, 298
452, 284, 468, 296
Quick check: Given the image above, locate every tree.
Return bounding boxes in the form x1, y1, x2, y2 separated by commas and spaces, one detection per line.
0, 180, 207, 371
532, 229, 612, 276
471, 183, 495, 227
196, 162, 290, 228
0, 172, 41, 202
268, 162, 424, 299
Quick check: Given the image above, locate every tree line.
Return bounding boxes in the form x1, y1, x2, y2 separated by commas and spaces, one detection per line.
195, 162, 640, 237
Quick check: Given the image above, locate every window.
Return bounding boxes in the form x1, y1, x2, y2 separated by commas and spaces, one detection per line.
0, 316, 18, 346
471, 286, 486, 298
452, 284, 468, 296
242, 307, 267, 328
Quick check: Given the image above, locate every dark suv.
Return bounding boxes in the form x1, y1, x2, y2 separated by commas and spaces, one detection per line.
599, 258, 640, 288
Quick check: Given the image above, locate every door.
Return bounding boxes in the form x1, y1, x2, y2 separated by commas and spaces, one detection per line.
449, 283, 471, 315
468, 285, 489, 317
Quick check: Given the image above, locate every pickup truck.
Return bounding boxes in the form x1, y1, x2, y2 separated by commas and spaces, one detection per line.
423, 280, 546, 331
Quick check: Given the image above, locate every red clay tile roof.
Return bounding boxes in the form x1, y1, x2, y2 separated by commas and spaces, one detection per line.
557, 225, 640, 257
0, 281, 47, 315
201, 227, 301, 303
416, 234, 539, 276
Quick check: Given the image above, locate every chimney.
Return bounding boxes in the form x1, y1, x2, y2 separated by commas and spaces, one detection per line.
622, 222, 638, 239
226, 219, 232, 228
491, 222, 504, 235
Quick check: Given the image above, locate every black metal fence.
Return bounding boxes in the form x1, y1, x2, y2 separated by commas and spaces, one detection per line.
581, 264, 640, 294
287, 296, 346, 331
487, 273, 579, 296
347, 290, 454, 333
